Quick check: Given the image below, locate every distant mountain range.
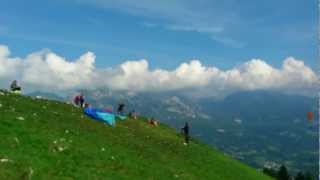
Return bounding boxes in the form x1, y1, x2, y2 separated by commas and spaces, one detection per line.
28, 89, 318, 174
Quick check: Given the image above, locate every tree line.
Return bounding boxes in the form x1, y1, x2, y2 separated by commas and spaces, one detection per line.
263, 165, 315, 180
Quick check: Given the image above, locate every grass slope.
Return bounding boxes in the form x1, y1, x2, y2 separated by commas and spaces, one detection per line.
0, 91, 272, 180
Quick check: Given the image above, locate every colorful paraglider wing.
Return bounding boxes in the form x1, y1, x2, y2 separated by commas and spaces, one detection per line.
116, 115, 127, 120
307, 112, 313, 122
103, 108, 113, 113
84, 108, 100, 119
84, 108, 116, 126
97, 112, 116, 126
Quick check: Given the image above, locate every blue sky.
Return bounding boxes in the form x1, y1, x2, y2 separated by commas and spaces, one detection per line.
0, 0, 317, 70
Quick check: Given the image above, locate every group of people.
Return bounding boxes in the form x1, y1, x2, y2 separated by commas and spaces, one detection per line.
79, 96, 190, 145
73, 94, 86, 108
7, 81, 190, 145
73, 93, 190, 145
73, 95, 128, 117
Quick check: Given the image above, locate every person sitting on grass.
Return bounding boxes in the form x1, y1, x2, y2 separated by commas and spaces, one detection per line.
129, 110, 138, 120
10, 80, 22, 93
73, 95, 80, 107
148, 117, 159, 126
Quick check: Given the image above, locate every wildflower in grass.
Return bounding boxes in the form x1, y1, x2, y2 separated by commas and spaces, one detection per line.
29, 167, 34, 179
0, 158, 12, 163
58, 147, 64, 152
17, 116, 25, 121
14, 137, 19, 144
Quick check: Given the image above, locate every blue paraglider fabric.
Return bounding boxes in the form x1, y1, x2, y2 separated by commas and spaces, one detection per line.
84, 108, 116, 126
116, 115, 127, 120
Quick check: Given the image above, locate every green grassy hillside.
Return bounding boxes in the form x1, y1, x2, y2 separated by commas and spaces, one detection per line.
0, 91, 272, 180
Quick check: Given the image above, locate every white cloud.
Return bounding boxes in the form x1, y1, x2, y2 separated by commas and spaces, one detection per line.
0, 47, 96, 91
0, 44, 317, 97
22, 50, 96, 90
0, 45, 21, 79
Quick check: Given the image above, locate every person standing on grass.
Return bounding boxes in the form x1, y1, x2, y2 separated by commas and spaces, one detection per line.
181, 122, 189, 145
73, 95, 80, 107
79, 94, 85, 108
117, 103, 125, 115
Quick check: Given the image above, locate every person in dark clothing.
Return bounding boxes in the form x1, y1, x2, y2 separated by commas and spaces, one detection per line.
74, 95, 80, 106
10, 80, 21, 91
117, 103, 125, 115
79, 95, 85, 108
181, 122, 189, 145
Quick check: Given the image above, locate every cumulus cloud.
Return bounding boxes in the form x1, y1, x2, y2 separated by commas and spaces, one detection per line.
0, 45, 21, 78
0, 44, 317, 97
0, 46, 96, 91
21, 50, 96, 90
